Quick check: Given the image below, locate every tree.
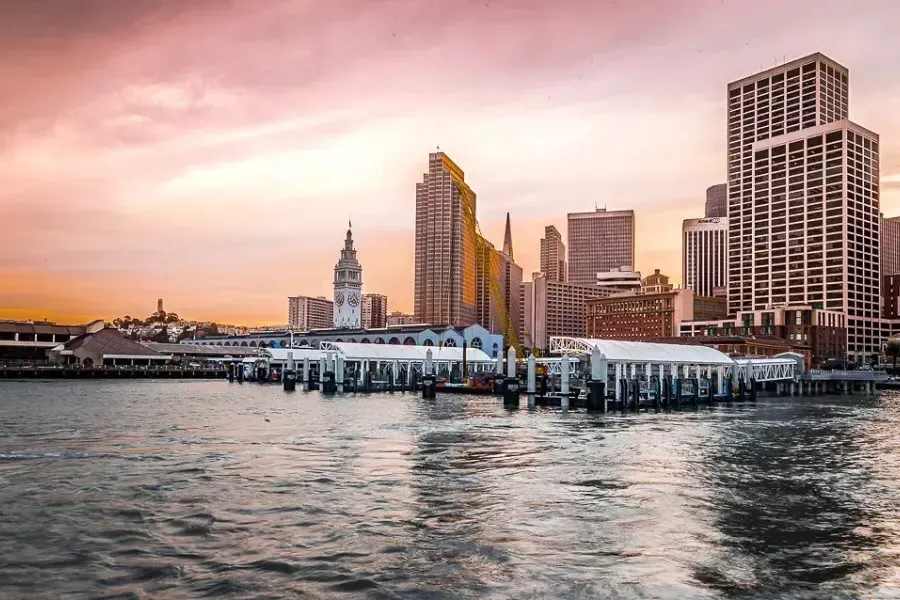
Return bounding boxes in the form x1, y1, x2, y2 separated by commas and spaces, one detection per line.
166, 312, 180, 324
152, 328, 171, 343
886, 340, 900, 373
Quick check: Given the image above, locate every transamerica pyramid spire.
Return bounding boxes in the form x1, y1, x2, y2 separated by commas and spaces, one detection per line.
502, 212, 514, 261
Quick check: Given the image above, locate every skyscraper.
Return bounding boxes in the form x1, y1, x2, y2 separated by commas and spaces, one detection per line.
361, 293, 388, 329
881, 216, 900, 321
474, 237, 498, 333
881, 216, 900, 277
474, 220, 522, 343
682, 216, 728, 298
567, 208, 635, 286
501, 214, 523, 343
726, 53, 880, 361
704, 184, 727, 218
333, 224, 363, 329
539, 225, 567, 282
414, 152, 477, 326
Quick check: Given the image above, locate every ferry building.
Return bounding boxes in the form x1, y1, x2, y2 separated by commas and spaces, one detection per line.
183, 225, 505, 356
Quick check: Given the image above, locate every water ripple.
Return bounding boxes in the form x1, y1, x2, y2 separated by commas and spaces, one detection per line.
1, 381, 900, 598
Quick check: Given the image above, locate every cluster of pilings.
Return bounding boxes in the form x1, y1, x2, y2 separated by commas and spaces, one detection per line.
226, 351, 421, 394
0, 365, 227, 379
473, 347, 765, 412
776, 379, 878, 396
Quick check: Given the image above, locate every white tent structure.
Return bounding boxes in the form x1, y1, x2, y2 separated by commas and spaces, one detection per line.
321, 342, 492, 364
551, 337, 735, 366
258, 342, 496, 386
319, 341, 495, 380
549, 336, 796, 400
262, 347, 325, 363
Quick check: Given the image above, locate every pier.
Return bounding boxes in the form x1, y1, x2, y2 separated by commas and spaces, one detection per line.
0, 364, 228, 379
226, 337, 888, 410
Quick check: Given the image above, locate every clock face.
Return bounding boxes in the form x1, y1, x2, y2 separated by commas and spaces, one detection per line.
335, 292, 345, 306
348, 292, 360, 307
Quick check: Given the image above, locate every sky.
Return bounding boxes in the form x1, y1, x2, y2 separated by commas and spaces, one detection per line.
2, 0, 899, 325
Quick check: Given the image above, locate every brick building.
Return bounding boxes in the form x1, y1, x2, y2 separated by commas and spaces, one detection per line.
585, 288, 697, 340
680, 305, 846, 367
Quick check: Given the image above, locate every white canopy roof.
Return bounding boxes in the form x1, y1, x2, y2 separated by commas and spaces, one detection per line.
551, 337, 735, 366
325, 342, 493, 363
262, 347, 325, 362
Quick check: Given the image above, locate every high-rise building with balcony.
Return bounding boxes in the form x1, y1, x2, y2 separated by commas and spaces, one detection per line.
726, 53, 880, 361
539, 225, 567, 282
683, 217, 728, 299
567, 208, 635, 286
414, 152, 477, 326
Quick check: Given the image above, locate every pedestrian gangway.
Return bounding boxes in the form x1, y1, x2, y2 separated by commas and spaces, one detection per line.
732, 357, 799, 383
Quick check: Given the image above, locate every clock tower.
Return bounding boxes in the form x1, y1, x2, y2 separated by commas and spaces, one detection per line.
333, 222, 362, 329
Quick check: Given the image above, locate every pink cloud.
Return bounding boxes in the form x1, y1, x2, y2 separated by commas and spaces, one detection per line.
2, 0, 899, 323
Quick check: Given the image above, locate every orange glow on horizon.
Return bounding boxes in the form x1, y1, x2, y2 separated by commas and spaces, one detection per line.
2, 0, 899, 325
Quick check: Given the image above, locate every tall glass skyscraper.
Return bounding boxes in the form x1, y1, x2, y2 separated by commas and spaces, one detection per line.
414, 152, 477, 326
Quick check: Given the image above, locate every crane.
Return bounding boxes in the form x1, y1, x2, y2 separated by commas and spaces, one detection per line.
454, 180, 522, 355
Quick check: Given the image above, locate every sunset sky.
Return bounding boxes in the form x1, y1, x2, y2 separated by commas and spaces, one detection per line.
2, 0, 899, 325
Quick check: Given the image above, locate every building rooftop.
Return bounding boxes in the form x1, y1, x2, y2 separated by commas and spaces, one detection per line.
60, 328, 160, 356
649, 336, 804, 349
140, 342, 259, 356
0, 321, 87, 335
191, 323, 479, 341
567, 207, 635, 219
728, 52, 847, 88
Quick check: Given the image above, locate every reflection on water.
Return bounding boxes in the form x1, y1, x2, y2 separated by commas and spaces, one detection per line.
1, 380, 899, 598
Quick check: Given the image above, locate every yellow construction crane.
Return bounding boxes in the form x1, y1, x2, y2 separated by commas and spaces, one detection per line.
454, 180, 522, 355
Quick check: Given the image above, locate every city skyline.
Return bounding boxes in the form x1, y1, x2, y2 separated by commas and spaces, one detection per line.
3, 0, 900, 325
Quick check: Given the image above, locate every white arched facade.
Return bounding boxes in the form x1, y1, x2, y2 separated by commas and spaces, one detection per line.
181, 324, 504, 358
